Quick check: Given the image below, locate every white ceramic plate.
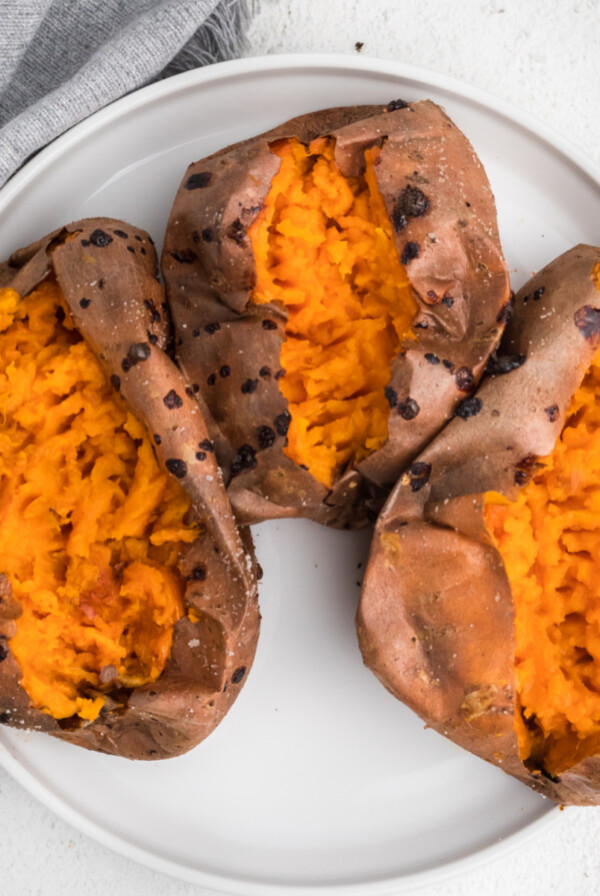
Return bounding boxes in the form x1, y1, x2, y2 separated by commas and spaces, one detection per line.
0, 54, 598, 896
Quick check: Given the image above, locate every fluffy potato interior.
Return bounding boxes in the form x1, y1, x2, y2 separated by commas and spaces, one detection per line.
0, 280, 197, 722
486, 292, 600, 775
249, 137, 417, 488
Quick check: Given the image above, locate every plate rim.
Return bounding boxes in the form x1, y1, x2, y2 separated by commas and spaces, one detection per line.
0, 736, 561, 896
1, 52, 599, 211
0, 51, 593, 894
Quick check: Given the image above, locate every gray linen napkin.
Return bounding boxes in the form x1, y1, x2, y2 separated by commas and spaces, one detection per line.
0, 0, 255, 188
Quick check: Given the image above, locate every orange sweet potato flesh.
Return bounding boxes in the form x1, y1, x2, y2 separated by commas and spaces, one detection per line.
250, 138, 417, 488
485, 321, 600, 777
0, 220, 260, 759
357, 245, 600, 805
162, 101, 510, 527
0, 277, 195, 723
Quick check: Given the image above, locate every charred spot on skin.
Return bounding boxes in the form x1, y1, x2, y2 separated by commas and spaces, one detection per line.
497, 300, 514, 325
386, 99, 410, 111
399, 185, 429, 218
455, 366, 474, 391
227, 218, 246, 245
126, 246, 135, 255
201, 227, 214, 242
441, 295, 454, 308
384, 386, 398, 408
414, 320, 429, 329
231, 444, 257, 477
262, 319, 278, 330
514, 455, 541, 486
98, 279, 104, 290
533, 286, 546, 301
455, 396, 483, 419
195, 451, 206, 461
163, 389, 183, 409
80, 239, 90, 247
89, 229, 113, 248
241, 378, 259, 395
166, 458, 187, 479
391, 208, 407, 232
424, 353, 440, 365
191, 565, 207, 581
220, 365, 231, 378
153, 434, 162, 445
205, 322, 221, 335
199, 439, 214, 453
147, 331, 158, 346
127, 342, 151, 364
170, 248, 198, 264
442, 359, 454, 371
391, 187, 429, 234
401, 241, 420, 265
0, 640, 8, 662
274, 410, 291, 437
185, 171, 213, 190
485, 353, 526, 376
544, 404, 559, 422
110, 374, 121, 393
207, 373, 217, 386
79, 297, 91, 309
259, 365, 272, 378
398, 398, 420, 420
406, 462, 432, 492
274, 369, 286, 381
144, 299, 161, 323
192, 328, 200, 338
257, 425, 276, 450
574, 305, 600, 342
232, 666, 247, 684
113, 229, 128, 239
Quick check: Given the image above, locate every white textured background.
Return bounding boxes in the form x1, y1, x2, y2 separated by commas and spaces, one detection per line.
1, 1, 600, 894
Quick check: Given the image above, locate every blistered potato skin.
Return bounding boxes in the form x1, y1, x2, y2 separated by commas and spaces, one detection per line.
0, 219, 260, 760
357, 245, 600, 804
162, 101, 510, 527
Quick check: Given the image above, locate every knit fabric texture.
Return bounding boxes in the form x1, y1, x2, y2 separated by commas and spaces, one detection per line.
0, 0, 254, 187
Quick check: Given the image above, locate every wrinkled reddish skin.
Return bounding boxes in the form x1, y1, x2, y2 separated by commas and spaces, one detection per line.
357, 245, 600, 804
162, 101, 510, 527
0, 219, 260, 759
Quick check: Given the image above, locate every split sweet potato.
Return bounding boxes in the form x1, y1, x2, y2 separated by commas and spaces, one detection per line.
357, 245, 600, 804
0, 220, 260, 759
162, 101, 510, 527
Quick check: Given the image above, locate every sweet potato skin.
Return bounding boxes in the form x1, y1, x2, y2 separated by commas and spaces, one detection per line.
357, 245, 600, 804
162, 101, 510, 527
0, 219, 260, 760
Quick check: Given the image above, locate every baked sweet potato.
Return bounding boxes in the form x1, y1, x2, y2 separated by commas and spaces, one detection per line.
162, 101, 510, 527
0, 219, 260, 759
357, 244, 600, 804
